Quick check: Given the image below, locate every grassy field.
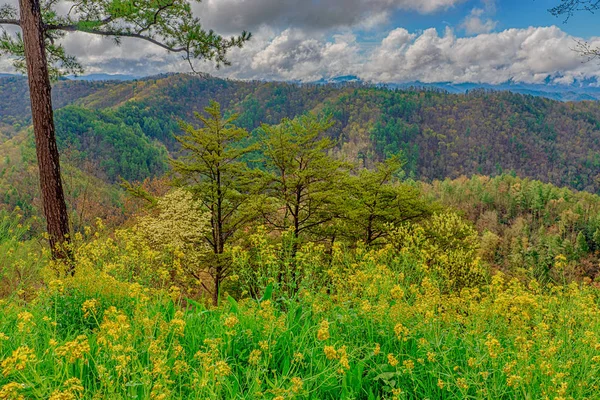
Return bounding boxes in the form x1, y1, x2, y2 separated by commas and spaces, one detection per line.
0, 215, 599, 400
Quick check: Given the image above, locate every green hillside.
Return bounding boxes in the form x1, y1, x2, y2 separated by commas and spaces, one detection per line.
4, 73, 600, 191
5, 73, 600, 235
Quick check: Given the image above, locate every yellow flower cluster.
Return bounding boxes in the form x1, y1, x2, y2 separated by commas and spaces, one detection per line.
16, 312, 34, 333
81, 299, 98, 319
0, 382, 25, 400
1, 346, 36, 377
55, 335, 90, 363
317, 320, 330, 341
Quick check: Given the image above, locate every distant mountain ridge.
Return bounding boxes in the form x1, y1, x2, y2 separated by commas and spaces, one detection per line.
66, 73, 141, 81
314, 75, 600, 102
2, 72, 600, 101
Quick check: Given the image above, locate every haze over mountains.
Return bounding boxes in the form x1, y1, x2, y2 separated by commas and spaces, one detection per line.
4, 72, 600, 102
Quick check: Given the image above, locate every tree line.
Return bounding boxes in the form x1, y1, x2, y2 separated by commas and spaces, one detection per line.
132, 101, 434, 305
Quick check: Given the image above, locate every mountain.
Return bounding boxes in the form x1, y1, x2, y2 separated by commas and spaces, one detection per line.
0, 77, 122, 129
311, 75, 600, 102
4, 73, 600, 217
66, 73, 141, 82
385, 81, 600, 102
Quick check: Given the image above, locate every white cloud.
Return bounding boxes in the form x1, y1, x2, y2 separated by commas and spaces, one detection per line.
27, 24, 600, 86
2, 0, 600, 86
361, 26, 600, 84
247, 29, 360, 81
461, 8, 498, 35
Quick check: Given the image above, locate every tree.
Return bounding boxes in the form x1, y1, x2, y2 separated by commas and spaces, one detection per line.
550, 0, 600, 59
136, 188, 212, 290
342, 155, 433, 246
0, 0, 250, 261
258, 114, 350, 268
550, 0, 599, 20
170, 101, 256, 305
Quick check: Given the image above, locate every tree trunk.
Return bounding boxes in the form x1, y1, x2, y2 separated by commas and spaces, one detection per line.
19, 0, 72, 263
213, 269, 220, 306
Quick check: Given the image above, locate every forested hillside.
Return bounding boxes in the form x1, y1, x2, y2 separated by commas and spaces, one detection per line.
3, 73, 600, 194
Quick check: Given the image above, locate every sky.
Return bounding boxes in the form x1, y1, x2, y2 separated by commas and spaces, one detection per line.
1, 0, 600, 84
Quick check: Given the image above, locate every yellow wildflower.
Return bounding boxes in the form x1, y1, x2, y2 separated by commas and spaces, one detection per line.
374, 343, 381, 356
293, 352, 304, 363
215, 361, 232, 377
456, 377, 468, 390
338, 346, 350, 371
291, 377, 303, 393
248, 349, 262, 365
317, 320, 330, 341
1, 346, 36, 376
16, 312, 34, 333
0, 382, 24, 400
81, 299, 98, 318
224, 315, 239, 329
55, 336, 90, 363
394, 323, 409, 341
324, 346, 338, 360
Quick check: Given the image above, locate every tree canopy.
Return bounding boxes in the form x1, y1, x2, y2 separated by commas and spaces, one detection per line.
0, 0, 251, 78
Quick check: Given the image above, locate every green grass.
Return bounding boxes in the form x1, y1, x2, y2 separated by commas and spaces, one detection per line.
0, 239, 599, 399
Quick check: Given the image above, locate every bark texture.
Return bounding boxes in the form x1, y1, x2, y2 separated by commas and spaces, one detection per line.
19, 0, 71, 261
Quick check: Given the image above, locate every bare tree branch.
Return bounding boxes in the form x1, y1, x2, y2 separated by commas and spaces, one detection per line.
574, 38, 600, 60
550, 0, 600, 21
549, 1, 600, 59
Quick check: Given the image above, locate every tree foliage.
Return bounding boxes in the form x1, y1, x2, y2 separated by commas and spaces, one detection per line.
342, 156, 434, 245
0, 0, 251, 77
258, 114, 350, 251
170, 101, 257, 304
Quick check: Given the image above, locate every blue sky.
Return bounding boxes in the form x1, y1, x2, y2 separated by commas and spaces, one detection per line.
364, 0, 596, 40
1, 0, 600, 84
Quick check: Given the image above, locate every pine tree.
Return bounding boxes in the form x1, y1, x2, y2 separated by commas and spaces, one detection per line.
170, 101, 257, 305
342, 155, 433, 245
0, 0, 250, 261
258, 114, 350, 274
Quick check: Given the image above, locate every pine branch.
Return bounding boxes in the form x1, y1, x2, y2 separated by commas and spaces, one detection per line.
45, 24, 188, 53
0, 19, 20, 27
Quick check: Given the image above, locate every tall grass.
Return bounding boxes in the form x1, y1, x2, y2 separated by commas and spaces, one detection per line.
0, 209, 44, 298
0, 231, 599, 399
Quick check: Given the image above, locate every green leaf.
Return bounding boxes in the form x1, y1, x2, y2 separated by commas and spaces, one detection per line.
227, 295, 239, 313
374, 372, 397, 381
261, 283, 273, 302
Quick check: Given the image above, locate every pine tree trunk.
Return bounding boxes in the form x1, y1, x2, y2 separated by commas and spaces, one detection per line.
19, 0, 72, 262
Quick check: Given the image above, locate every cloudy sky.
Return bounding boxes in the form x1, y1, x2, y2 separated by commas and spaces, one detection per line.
1, 0, 600, 84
